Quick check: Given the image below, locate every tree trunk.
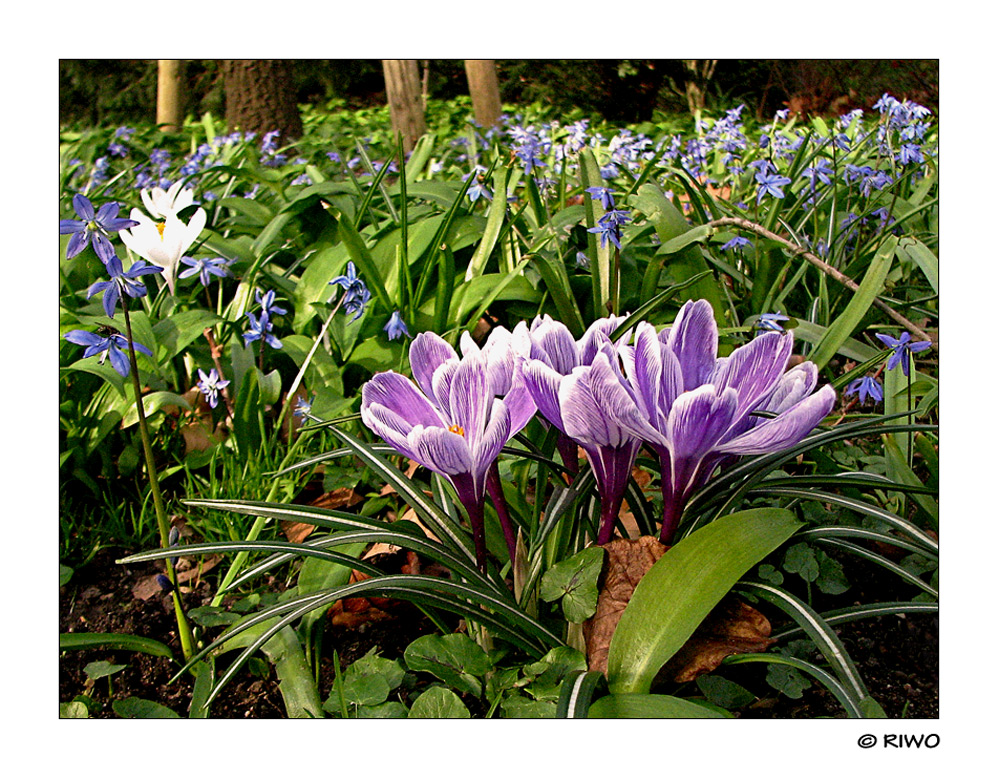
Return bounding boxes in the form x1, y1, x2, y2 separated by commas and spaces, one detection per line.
220, 60, 303, 141
382, 60, 426, 154
156, 60, 184, 132
682, 59, 717, 114
464, 60, 502, 129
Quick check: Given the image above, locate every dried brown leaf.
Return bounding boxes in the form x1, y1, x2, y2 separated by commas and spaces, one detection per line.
659, 595, 775, 683
582, 536, 668, 673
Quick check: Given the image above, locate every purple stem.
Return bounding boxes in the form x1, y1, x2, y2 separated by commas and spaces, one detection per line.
556, 433, 580, 478
486, 462, 519, 566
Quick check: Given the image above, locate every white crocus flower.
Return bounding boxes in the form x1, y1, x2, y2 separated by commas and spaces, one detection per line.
120, 207, 207, 294
140, 180, 197, 220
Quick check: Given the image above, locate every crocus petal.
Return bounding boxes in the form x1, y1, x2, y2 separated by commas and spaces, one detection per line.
361, 403, 422, 460
476, 398, 512, 472
448, 352, 490, 442
411, 425, 473, 476
522, 359, 567, 433
362, 371, 445, 431
531, 316, 579, 375
577, 316, 624, 366
410, 332, 458, 399
709, 331, 794, 421
587, 346, 666, 449
560, 365, 634, 450
503, 362, 538, 436
718, 384, 836, 455
665, 299, 718, 391
424, 358, 458, 417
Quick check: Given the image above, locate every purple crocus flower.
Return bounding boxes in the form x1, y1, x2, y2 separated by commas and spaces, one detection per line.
64, 329, 153, 378
361, 332, 536, 571
587, 299, 836, 544
519, 315, 642, 545
875, 331, 932, 377
59, 194, 139, 263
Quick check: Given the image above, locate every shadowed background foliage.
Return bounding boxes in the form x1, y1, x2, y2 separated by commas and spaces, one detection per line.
59, 59, 938, 129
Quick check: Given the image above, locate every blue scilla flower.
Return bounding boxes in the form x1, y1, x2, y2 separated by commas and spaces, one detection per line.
196, 368, 230, 409
587, 209, 630, 250
720, 236, 752, 252
585, 186, 616, 211
330, 262, 371, 321
64, 328, 153, 378
384, 311, 411, 341
243, 311, 282, 349
60, 194, 139, 263
255, 289, 288, 320
876, 332, 932, 377
87, 254, 164, 319
845, 376, 883, 405
179, 256, 233, 287
755, 168, 793, 204
755, 312, 790, 334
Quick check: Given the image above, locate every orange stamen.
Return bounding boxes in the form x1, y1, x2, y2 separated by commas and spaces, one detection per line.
448, 424, 465, 437
156, 222, 166, 239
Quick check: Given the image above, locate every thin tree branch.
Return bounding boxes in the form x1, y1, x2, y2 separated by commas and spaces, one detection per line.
705, 217, 936, 347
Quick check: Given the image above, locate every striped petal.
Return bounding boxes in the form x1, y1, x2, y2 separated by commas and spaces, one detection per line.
718, 384, 836, 455
665, 299, 718, 391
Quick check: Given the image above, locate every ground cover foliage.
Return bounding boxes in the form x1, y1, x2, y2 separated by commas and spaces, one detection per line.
59, 93, 938, 719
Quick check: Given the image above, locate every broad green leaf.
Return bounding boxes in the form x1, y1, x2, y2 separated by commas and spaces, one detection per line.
809, 236, 895, 370
60, 701, 89, 718
465, 166, 510, 280
84, 660, 127, 681
404, 634, 493, 698
113, 697, 181, 718
606, 508, 801, 694
152, 309, 222, 359
587, 693, 730, 718
895, 237, 938, 294
120, 391, 191, 429
408, 686, 470, 718
539, 547, 604, 623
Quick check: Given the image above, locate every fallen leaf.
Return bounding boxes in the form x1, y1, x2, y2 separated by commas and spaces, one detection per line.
658, 595, 775, 683
281, 488, 365, 542
582, 536, 668, 673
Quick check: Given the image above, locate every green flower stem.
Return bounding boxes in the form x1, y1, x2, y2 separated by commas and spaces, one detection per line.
120, 298, 195, 663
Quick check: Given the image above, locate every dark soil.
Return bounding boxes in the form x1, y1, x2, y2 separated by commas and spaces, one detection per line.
60, 545, 937, 719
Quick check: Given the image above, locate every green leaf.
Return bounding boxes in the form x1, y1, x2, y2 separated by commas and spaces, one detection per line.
113, 697, 181, 718
465, 166, 510, 280
60, 632, 174, 660
606, 508, 801, 694
809, 236, 895, 370
895, 236, 938, 294
766, 662, 810, 699
408, 686, 470, 718
587, 693, 730, 718
539, 547, 604, 623
120, 391, 191, 429
60, 701, 90, 718
84, 660, 127, 681
404, 634, 493, 698
783, 542, 820, 583
696, 674, 755, 709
